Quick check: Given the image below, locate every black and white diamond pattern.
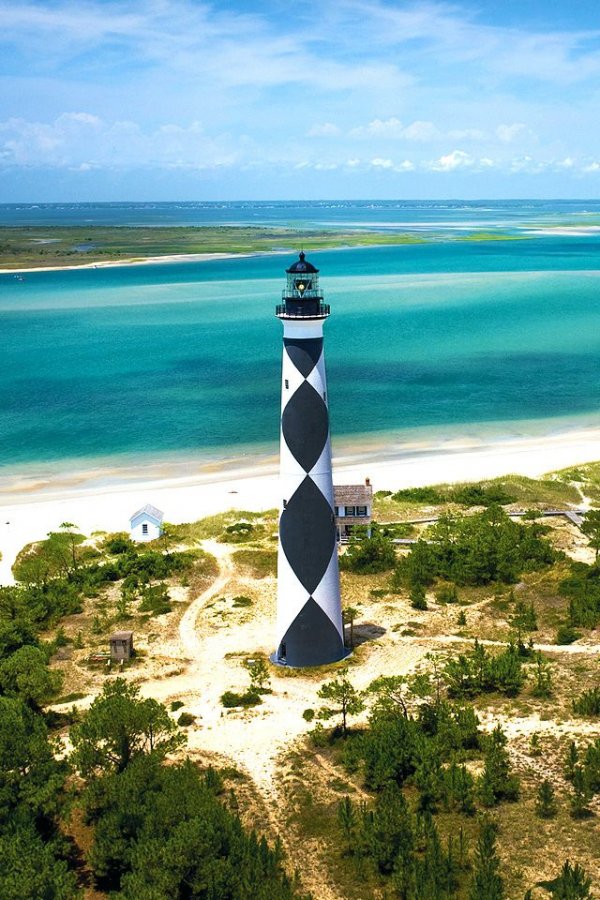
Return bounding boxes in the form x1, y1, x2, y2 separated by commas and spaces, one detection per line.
274, 328, 346, 666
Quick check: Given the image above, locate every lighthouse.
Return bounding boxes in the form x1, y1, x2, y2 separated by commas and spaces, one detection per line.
273, 253, 348, 667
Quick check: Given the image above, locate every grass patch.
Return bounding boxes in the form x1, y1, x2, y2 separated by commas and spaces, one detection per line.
232, 549, 277, 579
54, 691, 87, 705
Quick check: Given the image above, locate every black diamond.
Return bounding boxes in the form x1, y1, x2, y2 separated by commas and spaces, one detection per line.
282, 380, 329, 472
278, 597, 345, 667
280, 476, 336, 594
284, 337, 323, 377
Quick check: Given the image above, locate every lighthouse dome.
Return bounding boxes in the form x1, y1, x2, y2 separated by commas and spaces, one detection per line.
286, 251, 319, 274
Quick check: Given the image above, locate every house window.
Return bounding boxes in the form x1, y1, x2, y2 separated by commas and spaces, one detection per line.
345, 506, 356, 517
142, 523, 148, 535
283, 499, 287, 508
334, 506, 339, 516
285, 379, 289, 389
357, 506, 368, 517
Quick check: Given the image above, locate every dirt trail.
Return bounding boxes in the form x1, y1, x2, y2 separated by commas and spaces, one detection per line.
178, 539, 234, 659
414, 633, 600, 656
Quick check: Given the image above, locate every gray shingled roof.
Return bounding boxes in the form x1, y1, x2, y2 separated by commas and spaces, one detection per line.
334, 484, 373, 505
130, 503, 164, 523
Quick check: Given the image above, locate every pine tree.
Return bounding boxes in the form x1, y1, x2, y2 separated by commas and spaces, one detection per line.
539, 859, 593, 898
532, 652, 553, 698
338, 795, 356, 856
581, 509, 600, 561
564, 741, 579, 782
479, 726, 520, 806
469, 819, 504, 900
410, 584, 428, 610
317, 669, 365, 737
570, 766, 592, 819
535, 779, 557, 819
368, 783, 414, 875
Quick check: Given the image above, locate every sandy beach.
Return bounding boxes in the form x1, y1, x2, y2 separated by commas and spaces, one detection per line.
0, 251, 261, 275
2, 424, 599, 585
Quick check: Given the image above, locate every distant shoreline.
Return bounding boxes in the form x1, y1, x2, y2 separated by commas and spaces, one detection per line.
2, 423, 600, 585
0, 224, 431, 273
0, 250, 262, 275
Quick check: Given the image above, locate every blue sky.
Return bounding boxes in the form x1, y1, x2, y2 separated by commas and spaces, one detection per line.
1, 0, 599, 201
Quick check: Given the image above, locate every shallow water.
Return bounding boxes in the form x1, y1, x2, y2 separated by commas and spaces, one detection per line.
1, 203, 600, 473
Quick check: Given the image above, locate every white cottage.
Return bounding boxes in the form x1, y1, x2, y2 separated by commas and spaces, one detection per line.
130, 504, 164, 543
333, 478, 373, 543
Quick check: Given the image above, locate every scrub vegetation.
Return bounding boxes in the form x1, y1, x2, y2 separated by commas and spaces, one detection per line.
3, 465, 600, 897
0, 224, 523, 269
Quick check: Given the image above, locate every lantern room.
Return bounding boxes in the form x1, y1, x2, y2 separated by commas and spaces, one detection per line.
276, 252, 330, 320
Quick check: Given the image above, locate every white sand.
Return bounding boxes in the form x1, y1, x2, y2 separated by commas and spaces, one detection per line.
1, 426, 599, 585
0, 250, 287, 275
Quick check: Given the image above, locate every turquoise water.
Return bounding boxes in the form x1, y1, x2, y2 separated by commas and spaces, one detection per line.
1, 203, 600, 472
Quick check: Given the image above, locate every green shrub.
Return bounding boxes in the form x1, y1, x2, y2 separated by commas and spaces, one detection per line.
220, 522, 265, 544
410, 585, 428, 610
339, 530, 396, 574
232, 596, 253, 608
436, 582, 459, 604
221, 690, 261, 709
105, 536, 134, 555
138, 583, 171, 615
555, 624, 581, 645
444, 641, 525, 698
177, 712, 195, 727
302, 708, 315, 722
573, 688, 600, 717
393, 506, 557, 590
392, 486, 445, 504
170, 700, 184, 712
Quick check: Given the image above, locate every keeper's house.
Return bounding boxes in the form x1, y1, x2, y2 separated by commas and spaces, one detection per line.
130, 503, 164, 543
334, 479, 373, 543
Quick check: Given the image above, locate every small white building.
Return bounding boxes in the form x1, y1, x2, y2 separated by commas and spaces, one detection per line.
334, 478, 373, 542
130, 503, 164, 543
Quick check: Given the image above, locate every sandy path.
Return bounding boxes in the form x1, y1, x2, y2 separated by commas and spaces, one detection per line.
414, 633, 600, 656
178, 540, 234, 659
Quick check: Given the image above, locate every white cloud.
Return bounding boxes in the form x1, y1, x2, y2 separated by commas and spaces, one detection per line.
351, 117, 404, 138
349, 117, 439, 142
431, 150, 474, 171
448, 128, 487, 141
1, 0, 600, 193
496, 123, 527, 143
402, 120, 439, 142
509, 155, 546, 173
370, 157, 394, 168
0, 112, 241, 170
307, 122, 341, 137
583, 161, 600, 173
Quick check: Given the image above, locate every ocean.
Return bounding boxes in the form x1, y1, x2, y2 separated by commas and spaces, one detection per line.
1, 200, 600, 476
